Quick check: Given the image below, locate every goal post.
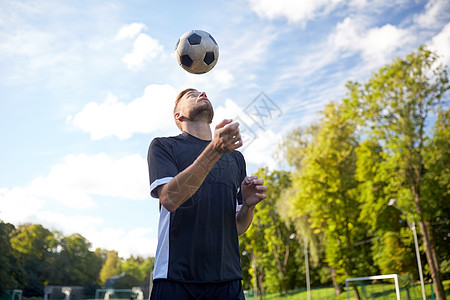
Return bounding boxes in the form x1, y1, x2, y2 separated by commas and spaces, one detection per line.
95, 288, 143, 300
345, 274, 400, 300
11, 290, 22, 300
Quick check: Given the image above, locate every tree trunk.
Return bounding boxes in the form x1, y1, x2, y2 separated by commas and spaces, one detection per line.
257, 271, 265, 300
352, 284, 361, 300
412, 184, 445, 299
410, 157, 446, 300
330, 266, 341, 296
417, 219, 446, 299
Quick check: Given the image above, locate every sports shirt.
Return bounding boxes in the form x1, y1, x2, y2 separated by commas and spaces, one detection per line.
148, 132, 246, 283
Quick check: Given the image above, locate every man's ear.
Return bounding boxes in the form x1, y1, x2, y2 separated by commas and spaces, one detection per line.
174, 112, 182, 121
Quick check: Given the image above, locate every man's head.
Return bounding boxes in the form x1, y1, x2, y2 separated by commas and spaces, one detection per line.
173, 88, 214, 130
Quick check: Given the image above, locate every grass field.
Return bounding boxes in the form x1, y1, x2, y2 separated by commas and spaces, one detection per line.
14, 280, 450, 300
244, 280, 450, 299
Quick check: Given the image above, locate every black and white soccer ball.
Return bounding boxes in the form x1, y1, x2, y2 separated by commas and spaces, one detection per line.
175, 30, 219, 74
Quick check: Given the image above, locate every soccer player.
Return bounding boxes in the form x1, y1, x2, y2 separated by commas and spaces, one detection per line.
148, 88, 267, 299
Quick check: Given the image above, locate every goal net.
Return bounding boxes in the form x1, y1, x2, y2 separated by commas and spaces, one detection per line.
345, 274, 400, 300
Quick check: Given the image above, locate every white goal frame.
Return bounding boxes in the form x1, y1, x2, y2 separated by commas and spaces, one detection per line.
95, 288, 143, 300
12, 290, 23, 300
345, 274, 400, 300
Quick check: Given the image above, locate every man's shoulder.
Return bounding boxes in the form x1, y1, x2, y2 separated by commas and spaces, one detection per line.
151, 133, 185, 146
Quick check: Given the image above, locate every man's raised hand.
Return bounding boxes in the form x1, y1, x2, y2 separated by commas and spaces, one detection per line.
211, 119, 243, 154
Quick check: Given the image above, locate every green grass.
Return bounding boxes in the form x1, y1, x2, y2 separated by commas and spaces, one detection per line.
245, 280, 450, 299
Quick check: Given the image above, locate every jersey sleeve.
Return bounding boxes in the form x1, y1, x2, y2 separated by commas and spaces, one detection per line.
147, 138, 179, 198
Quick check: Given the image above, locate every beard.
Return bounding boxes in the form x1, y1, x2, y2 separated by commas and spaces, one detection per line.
188, 101, 214, 124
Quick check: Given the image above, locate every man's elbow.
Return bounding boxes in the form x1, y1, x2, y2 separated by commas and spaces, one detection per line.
160, 196, 178, 212
157, 185, 178, 212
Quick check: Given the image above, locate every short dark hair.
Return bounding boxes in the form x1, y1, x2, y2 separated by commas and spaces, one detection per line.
174, 88, 196, 130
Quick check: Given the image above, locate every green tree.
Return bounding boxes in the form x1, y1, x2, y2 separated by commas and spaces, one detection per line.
286, 102, 375, 299
122, 256, 146, 283
344, 46, 449, 299
10, 224, 57, 297
52, 233, 103, 287
354, 139, 418, 278
139, 256, 155, 291
239, 168, 300, 295
121, 256, 154, 293
0, 221, 23, 295
99, 250, 122, 285
422, 108, 450, 279
278, 124, 338, 294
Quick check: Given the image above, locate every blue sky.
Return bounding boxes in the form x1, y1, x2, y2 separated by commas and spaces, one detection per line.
1, 0, 449, 258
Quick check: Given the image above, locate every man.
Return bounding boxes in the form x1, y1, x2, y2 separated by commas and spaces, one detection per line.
147, 88, 267, 299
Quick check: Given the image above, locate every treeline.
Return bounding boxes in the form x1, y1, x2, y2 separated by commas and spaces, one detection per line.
239, 47, 449, 299
0, 222, 154, 298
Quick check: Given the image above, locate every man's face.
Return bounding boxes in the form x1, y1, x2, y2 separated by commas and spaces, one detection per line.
179, 89, 214, 123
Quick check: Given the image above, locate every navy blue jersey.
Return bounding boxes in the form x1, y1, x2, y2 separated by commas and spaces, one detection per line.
148, 132, 246, 283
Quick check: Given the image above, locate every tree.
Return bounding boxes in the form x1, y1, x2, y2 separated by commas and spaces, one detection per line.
9, 224, 57, 297
239, 168, 300, 296
344, 46, 449, 299
354, 139, 418, 278
286, 102, 375, 299
99, 251, 122, 285
121, 255, 155, 285
52, 233, 103, 287
278, 126, 335, 293
0, 221, 23, 295
422, 108, 450, 279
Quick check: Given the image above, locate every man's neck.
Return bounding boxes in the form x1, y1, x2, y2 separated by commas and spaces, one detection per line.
183, 121, 212, 140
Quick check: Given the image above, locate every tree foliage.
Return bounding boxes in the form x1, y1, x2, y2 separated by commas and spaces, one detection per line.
0, 222, 154, 298
272, 46, 449, 297
343, 46, 449, 299
239, 168, 301, 294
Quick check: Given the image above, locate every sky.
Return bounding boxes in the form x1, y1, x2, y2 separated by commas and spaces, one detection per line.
0, 0, 449, 259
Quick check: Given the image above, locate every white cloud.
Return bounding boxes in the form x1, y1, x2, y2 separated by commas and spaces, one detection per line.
90, 227, 158, 257
212, 98, 256, 129
329, 17, 414, 66
0, 187, 45, 224
123, 33, 164, 70
31, 210, 157, 257
29, 153, 149, 204
0, 152, 156, 257
115, 23, 147, 40
70, 84, 178, 140
35, 211, 104, 235
211, 98, 282, 170
114, 22, 164, 70
181, 67, 236, 93
241, 129, 281, 171
414, 0, 450, 29
362, 24, 413, 64
247, 0, 344, 24
212, 69, 234, 88
2, 208, 158, 257
0, 1, 124, 86
428, 22, 450, 66
0, 152, 148, 214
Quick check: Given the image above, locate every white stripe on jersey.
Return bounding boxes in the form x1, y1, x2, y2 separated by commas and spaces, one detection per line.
150, 177, 173, 198
153, 205, 171, 280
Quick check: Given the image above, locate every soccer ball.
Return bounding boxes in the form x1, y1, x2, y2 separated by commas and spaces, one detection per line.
175, 30, 219, 74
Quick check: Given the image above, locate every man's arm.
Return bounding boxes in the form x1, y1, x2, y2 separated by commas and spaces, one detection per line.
236, 176, 267, 235
157, 119, 242, 212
